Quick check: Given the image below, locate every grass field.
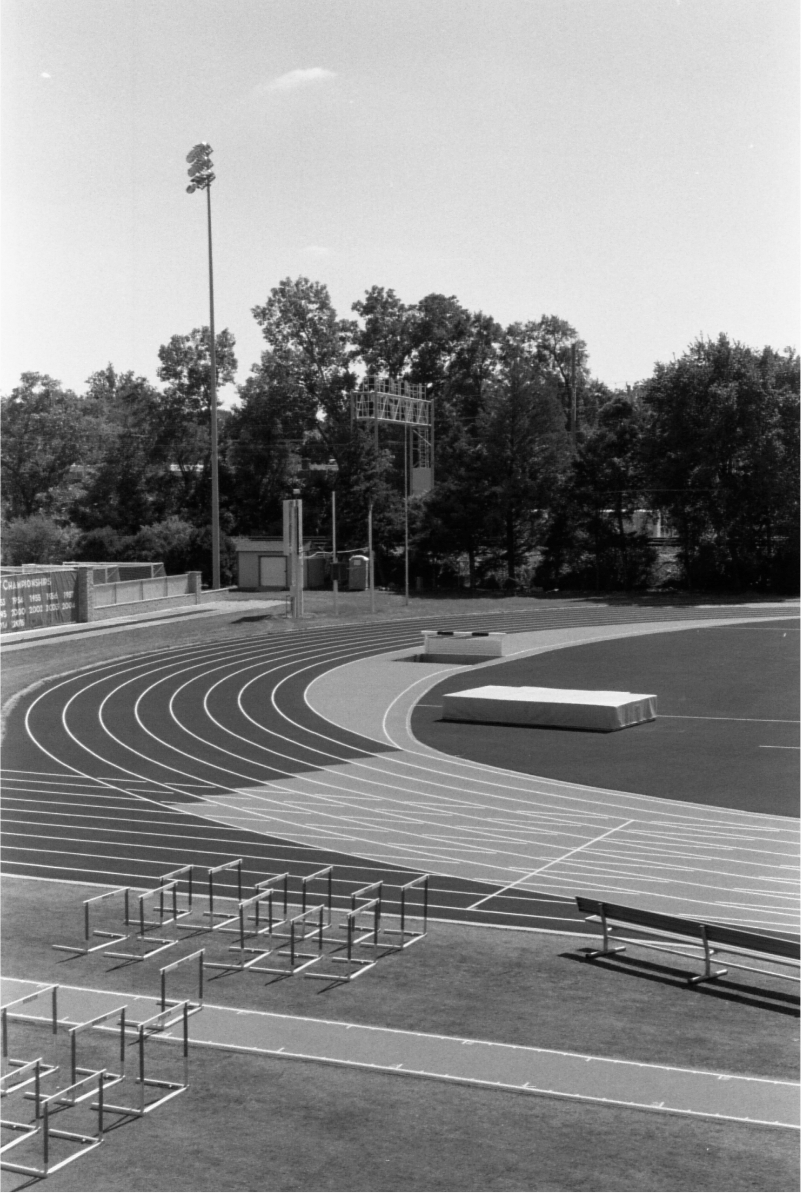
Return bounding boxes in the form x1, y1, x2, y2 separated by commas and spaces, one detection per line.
1, 593, 798, 1192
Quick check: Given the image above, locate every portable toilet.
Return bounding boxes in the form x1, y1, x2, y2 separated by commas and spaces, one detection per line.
348, 555, 369, 591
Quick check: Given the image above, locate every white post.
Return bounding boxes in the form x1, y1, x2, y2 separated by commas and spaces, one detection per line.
404, 424, 410, 607
295, 496, 304, 619
368, 500, 375, 614
331, 488, 338, 616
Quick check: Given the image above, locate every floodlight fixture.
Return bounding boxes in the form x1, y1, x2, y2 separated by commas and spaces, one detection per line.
186, 143, 214, 193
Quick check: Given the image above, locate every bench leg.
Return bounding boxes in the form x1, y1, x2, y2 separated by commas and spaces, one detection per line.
687, 927, 728, 985
586, 907, 626, 959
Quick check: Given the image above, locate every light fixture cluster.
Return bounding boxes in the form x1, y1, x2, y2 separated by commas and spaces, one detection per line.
186, 143, 214, 193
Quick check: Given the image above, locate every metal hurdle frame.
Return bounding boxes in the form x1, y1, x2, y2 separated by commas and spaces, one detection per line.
101, 1002, 191, 1119
104, 883, 182, 962
160, 864, 195, 915
2, 986, 60, 1073
160, 950, 205, 1011
171, 859, 244, 934
207, 858, 243, 924
243, 906, 328, 977
52, 886, 131, 956
68, 1006, 128, 1090
205, 889, 279, 973
1, 1058, 47, 1105
383, 875, 429, 950
307, 898, 382, 982
300, 866, 334, 927
1, 1069, 107, 1178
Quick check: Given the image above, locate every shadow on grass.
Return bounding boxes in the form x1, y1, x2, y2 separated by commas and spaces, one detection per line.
231, 612, 283, 624
563, 950, 800, 1015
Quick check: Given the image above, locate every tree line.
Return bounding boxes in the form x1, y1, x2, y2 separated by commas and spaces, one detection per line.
2, 277, 798, 593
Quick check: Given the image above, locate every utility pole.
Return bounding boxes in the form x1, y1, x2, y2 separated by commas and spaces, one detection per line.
570, 341, 578, 448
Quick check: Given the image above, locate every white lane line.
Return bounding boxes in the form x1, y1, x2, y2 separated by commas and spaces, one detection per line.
661, 715, 799, 723
760, 745, 800, 750
468, 821, 634, 909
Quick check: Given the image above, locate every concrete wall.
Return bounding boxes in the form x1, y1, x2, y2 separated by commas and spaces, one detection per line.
80, 570, 209, 622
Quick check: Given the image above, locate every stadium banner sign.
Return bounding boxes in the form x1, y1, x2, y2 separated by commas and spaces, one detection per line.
1, 569, 79, 633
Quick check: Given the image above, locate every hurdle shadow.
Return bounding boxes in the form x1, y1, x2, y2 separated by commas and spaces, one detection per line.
561, 949, 800, 1015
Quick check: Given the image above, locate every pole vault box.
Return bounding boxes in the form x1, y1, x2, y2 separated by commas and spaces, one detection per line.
421, 630, 508, 664
441, 685, 657, 732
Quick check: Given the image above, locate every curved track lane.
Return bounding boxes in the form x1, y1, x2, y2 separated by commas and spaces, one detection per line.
2, 603, 798, 934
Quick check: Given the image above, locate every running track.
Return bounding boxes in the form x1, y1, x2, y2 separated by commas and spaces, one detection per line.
1, 603, 798, 936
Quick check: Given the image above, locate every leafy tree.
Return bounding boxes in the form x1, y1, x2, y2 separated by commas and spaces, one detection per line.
481, 327, 572, 581
640, 336, 799, 589
246, 278, 381, 549
419, 312, 502, 587
74, 367, 168, 533
536, 393, 656, 589
155, 327, 238, 521
1, 373, 87, 519
1, 514, 80, 565
351, 287, 416, 380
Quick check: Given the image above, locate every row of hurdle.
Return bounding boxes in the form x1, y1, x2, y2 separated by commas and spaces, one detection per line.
52, 860, 430, 994
1, 984, 192, 1179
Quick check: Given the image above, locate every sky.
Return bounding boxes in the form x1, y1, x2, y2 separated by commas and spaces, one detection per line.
2, 0, 798, 405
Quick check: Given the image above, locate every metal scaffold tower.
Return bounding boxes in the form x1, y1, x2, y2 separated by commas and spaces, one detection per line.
351, 377, 435, 606
353, 377, 434, 495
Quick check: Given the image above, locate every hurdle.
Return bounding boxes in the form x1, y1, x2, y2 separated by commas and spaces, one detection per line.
254, 872, 290, 915
2, 986, 60, 1070
160, 864, 195, 914
204, 890, 279, 973
384, 875, 430, 950
207, 858, 243, 922
1, 1069, 107, 1178
67, 1006, 128, 1090
242, 906, 328, 977
1, 1058, 48, 1106
307, 898, 383, 982
301, 866, 334, 926
171, 859, 244, 935
101, 1002, 191, 1119
52, 887, 130, 956
159, 950, 205, 1011
104, 884, 181, 962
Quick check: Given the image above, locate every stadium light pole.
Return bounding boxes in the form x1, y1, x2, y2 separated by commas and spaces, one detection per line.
186, 142, 221, 591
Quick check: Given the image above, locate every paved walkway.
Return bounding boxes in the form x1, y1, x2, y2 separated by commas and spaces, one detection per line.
1, 977, 797, 1129
0, 598, 285, 647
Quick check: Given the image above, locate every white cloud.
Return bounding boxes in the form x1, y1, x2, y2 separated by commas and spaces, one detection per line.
40, 72, 52, 79
303, 245, 331, 258
262, 68, 336, 94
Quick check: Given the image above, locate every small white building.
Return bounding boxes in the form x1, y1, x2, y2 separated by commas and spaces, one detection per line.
233, 537, 327, 591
